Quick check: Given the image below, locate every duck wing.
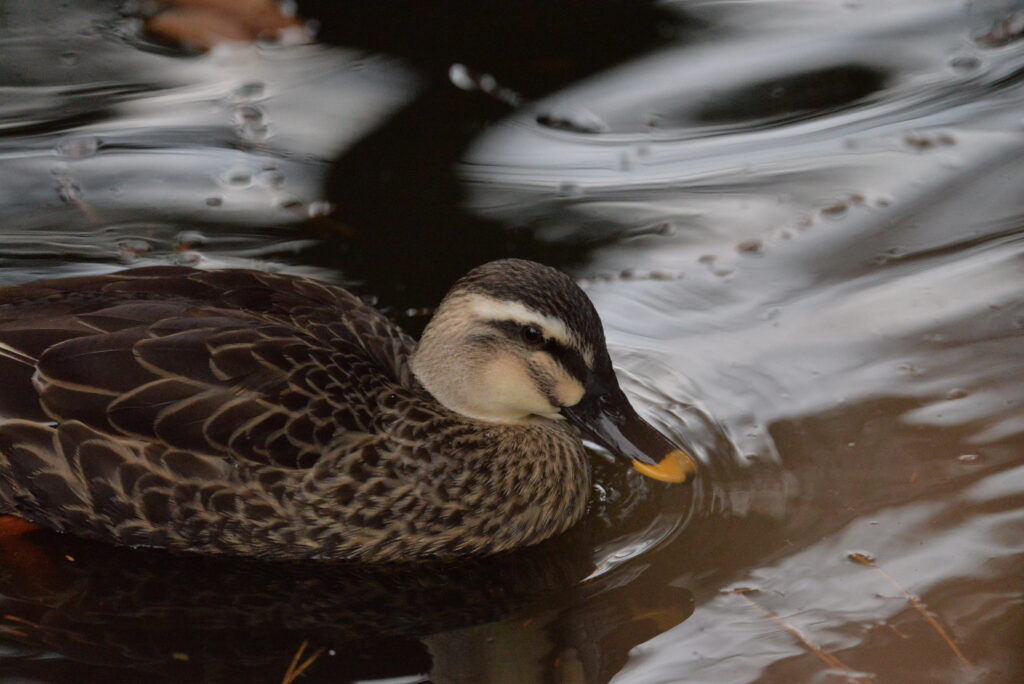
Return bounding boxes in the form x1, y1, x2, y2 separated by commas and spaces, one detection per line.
0, 266, 419, 470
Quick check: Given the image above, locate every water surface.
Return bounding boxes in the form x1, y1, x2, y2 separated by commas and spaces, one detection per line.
0, 1, 1022, 682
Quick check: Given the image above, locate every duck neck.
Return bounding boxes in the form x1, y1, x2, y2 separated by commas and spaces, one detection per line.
451, 419, 593, 551
410, 327, 533, 425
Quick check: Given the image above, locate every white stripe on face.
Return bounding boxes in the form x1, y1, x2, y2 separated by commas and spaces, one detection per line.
462, 293, 594, 366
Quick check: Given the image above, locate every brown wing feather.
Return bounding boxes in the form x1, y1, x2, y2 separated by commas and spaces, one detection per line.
0, 267, 573, 561
0, 267, 419, 473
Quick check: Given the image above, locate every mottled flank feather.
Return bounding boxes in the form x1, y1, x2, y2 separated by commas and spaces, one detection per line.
0, 266, 591, 561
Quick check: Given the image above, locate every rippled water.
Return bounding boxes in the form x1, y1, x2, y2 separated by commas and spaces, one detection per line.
0, 0, 1022, 682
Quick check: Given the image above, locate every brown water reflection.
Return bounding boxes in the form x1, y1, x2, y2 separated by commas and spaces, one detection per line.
0, 0, 1023, 682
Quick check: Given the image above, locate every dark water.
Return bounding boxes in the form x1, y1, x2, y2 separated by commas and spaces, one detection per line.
1, 0, 1023, 682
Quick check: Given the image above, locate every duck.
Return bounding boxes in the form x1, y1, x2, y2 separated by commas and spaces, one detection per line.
0, 259, 695, 562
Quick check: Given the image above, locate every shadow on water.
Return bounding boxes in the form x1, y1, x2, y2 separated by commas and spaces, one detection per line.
309, 0, 698, 310
0, 0, 1023, 682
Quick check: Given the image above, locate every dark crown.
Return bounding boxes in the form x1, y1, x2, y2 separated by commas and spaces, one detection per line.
455, 259, 611, 370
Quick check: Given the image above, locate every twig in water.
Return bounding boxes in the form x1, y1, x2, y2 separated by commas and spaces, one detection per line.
732, 589, 871, 684
281, 640, 325, 684
848, 552, 973, 670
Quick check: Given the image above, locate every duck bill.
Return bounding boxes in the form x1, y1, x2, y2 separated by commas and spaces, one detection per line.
561, 388, 697, 484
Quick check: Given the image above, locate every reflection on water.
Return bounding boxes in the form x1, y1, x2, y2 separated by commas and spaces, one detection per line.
1, 0, 1023, 682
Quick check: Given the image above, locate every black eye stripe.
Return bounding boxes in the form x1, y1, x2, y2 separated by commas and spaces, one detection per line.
545, 342, 589, 383
487, 319, 589, 382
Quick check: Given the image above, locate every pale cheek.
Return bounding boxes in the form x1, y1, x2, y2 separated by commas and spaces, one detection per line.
552, 374, 584, 407
481, 355, 556, 419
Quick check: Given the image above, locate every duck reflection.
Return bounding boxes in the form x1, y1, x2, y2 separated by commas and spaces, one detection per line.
0, 460, 695, 683
0, 537, 694, 684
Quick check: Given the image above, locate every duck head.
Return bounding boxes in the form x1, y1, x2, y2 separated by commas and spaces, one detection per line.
411, 259, 696, 483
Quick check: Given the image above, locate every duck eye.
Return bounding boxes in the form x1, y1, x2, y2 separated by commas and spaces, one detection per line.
521, 325, 544, 346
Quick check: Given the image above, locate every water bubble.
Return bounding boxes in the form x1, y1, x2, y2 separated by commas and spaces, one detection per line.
957, 454, 982, 464
234, 106, 264, 125
232, 81, 266, 102
820, 201, 848, 218
874, 247, 908, 265
643, 113, 662, 129
175, 251, 202, 266
448, 63, 476, 90
256, 170, 285, 188
895, 362, 925, 377
536, 108, 609, 134
737, 238, 763, 254
307, 200, 334, 218
176, 231, 208, 248
239, 123, 271, 142
446, 64, 520, 104
945, 388, 969, 399
905, 131, 953, 150
905, 133, 932, 149
56, 136, 99, 159
219, 168, 253, 188
948, 55, 981, 72
117, 239, 152, 264
478, 73, 497, 92
448, 64, 495, 93
205, 197, 223, 207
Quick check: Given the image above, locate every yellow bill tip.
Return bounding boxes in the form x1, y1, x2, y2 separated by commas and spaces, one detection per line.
631, 449, 697, 484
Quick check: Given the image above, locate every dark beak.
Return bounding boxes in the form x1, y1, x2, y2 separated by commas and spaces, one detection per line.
561, 386, 697, 484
